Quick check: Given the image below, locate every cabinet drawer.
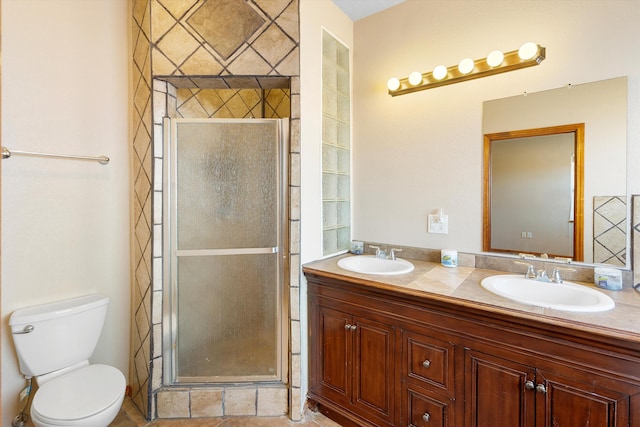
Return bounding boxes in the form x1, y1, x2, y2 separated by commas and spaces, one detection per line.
404, 384, 451, 427
403, 330, 455, 396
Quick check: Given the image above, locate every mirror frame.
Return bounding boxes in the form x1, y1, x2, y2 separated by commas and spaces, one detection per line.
483, 123, 585, 261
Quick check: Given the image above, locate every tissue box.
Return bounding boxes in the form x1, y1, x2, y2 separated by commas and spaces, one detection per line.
594, 267, 622, 291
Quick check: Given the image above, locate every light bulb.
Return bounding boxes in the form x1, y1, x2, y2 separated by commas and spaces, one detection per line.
458, 58, 474, 74
408, 71, 423, 86
387, 77, 400, 91
487, 50, 504, 67
433, 65, 447, 80
518, 42, 538, 60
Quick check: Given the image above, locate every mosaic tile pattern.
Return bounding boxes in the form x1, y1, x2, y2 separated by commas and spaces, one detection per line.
130, 0, 300, 421
151, 0, 299, 76
130, 0, 153, 417
634, 196, 640, 287
593, 196, 626, 266
175, 88, 290, 118
186, 0, 266, 60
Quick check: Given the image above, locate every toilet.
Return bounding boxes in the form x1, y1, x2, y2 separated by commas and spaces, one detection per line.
9, 294, 126, 427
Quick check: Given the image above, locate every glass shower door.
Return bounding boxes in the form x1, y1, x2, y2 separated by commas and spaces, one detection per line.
164, 118, 287, 383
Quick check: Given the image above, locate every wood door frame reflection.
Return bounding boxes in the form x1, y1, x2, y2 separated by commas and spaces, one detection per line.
483, 123, 584, 261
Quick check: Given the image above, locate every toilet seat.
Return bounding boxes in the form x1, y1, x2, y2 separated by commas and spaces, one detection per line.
31, 364, 125, 426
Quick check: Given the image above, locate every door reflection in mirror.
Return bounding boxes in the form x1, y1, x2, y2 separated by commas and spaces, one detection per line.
484, 125, 583, 260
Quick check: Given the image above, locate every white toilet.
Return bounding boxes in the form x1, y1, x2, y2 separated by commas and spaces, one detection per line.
9, 294, 126, 427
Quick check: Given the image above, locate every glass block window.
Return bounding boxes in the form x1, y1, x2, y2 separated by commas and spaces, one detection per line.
322, 30, 351, 256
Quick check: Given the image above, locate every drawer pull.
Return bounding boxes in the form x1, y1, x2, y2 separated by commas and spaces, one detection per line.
422, 359, 431, 368
422, 412, 431, 422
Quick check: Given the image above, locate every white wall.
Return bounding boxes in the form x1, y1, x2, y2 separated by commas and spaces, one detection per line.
352, 0, 640, 256
1, 1, 131, 424
299, 0, 353, 405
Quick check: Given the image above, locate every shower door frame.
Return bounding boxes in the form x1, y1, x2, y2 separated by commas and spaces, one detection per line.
162, 117, 289, 385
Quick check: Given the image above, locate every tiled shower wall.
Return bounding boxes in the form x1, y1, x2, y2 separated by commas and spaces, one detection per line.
130, 0, 300, 421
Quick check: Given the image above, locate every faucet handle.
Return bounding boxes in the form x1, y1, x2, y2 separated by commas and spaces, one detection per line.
389, 248, 402, 260
551, 267, 577, 283
369, 245, 386, 259
514, 261, 537, 279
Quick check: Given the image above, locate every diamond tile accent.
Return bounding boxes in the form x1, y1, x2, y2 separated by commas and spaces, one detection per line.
158, 0, 199, 20
252, 23, 295, 67
633, 196, 640, 287
593, 196, 626, 266
187, 0, 266, 60
156, 24, 200, 67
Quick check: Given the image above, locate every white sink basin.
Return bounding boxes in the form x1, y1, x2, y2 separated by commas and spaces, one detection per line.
481, 274, 615, 312
338, 255, 414, 275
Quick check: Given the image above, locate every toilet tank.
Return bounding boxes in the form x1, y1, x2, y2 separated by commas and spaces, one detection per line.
9, 294, 110, 377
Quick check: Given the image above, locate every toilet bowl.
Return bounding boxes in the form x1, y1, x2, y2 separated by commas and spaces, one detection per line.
9, 294, 126, 427
30, 364, 125, 427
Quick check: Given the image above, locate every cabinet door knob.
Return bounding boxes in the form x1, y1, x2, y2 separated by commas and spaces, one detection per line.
344, 324, 351, 330
350, 324, 357, 331
422, 412, 431, 422
422, 359, 431, 368
536, 383, 547, 394
524, 380, 535, 390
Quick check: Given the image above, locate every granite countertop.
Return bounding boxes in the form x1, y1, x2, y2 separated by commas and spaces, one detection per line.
303, 254, 640, 343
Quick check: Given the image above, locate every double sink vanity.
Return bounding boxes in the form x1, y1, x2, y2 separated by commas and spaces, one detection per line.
303, 252, 640, 427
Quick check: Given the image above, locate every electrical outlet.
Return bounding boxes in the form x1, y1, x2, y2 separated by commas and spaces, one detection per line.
428, 214, 448, 234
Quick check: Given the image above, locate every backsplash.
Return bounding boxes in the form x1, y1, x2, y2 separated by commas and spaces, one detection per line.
362, 239, 635, 289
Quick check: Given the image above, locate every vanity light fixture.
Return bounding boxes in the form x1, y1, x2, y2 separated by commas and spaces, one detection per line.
387, 42, 545, 96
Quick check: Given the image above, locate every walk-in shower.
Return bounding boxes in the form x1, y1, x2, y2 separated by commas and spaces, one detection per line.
162, 118, 289, 384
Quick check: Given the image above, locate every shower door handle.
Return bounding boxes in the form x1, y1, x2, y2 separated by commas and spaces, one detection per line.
176, 247, 279, 256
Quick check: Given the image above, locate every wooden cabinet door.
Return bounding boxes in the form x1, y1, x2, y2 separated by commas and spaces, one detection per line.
537, 370, 632, 427
310, 302, 396, 426
465, 349, 536, 427
352, 316, 396, 425
312, 305, 352, 406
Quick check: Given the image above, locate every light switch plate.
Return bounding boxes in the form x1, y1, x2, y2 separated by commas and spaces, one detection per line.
428, 214, 448, 234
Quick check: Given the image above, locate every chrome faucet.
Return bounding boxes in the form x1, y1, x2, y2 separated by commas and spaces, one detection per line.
515, 255, 576, 283
369, 245, 403, 260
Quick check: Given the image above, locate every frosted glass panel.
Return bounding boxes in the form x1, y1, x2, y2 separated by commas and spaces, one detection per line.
167, 118, 285, 384
177, 254, 277, 379
176, 122, 278, 249
322, 30, 351, 256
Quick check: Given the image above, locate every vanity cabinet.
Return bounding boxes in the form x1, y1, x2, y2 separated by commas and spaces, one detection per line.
309, 298, 397, 426
305, 270, 640, 427
465, 348, 636, 427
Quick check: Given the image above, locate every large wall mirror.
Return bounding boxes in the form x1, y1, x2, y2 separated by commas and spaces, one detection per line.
484, 124, 584, 260
482, 77, 627, 267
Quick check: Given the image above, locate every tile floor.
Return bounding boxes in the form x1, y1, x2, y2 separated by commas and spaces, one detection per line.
110, 398, 342, 426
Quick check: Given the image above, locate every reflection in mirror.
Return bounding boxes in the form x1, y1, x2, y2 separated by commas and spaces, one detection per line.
482, 77, 627, 267
483, 124, 584, 261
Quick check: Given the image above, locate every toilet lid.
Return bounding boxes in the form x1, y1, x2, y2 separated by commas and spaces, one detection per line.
32, 364, 125, 422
